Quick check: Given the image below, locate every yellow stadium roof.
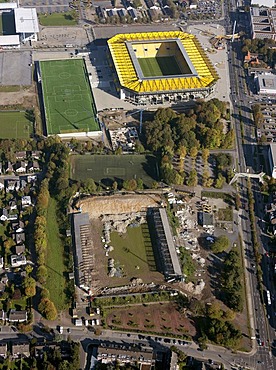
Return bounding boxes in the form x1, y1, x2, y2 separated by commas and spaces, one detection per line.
108, 31, 219, 94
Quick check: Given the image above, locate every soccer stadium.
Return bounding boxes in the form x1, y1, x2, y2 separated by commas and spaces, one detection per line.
39, 59, 101, 138
108, 31, 219, 104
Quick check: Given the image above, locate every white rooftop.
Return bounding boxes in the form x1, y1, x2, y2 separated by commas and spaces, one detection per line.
251, 0, 276, 7
14, 8, 39, 34
0, 35, 20, 46
0, 2, 17, 9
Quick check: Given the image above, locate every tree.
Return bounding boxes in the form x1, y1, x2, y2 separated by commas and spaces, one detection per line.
202, 148, 209, 163
137, 178, 144, 190
186, 169, 197, 187
82, 178, 97, 194
37, 265, 48, 285
38, 298, 58, 321
214, 173, 226, 189
24, 276, 36, 297
123, 179, 137, 191
211, 235, 229, 253
190, 146, 198, 159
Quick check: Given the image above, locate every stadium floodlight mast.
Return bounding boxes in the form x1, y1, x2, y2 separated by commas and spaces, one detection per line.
126, 109, 145, 135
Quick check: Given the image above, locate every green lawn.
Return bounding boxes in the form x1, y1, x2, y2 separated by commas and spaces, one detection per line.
39, 12, 78, 26
45, 198, 67, 311
70, 154, 158, 187
0, 111, 33, 139
40, 59, 99, 135
138, 56, 182, 77
110, 225, 156, 278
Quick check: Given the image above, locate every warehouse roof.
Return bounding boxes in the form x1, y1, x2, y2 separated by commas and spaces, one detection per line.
14, 8, 39, 34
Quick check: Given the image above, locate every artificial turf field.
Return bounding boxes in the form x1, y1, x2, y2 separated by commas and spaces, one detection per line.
70, 154, 158, 187
0, 111, 33, 139
138, 56, 182, 77
40, 59, 99, 135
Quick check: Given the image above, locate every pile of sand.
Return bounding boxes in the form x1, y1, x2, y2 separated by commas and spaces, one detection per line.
78, 194, 161, 219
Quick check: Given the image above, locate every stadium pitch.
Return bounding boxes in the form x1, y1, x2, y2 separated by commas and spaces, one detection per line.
138, 56, 182, 77
70, 154, 158, 187
40, 59, 99, 135
0, 111, 33, 139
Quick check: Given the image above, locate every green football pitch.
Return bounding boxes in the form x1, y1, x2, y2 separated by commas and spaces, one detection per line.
0, 111, 33, 139
138, 56, 182, 77
70, 154, 158, 187
40, 59, 99, 135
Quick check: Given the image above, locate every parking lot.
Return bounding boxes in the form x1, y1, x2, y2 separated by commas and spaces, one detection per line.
0, 52, 32, 86
20, 0, 69, 13
36, 27, 89, 48
187, 24, 230, 103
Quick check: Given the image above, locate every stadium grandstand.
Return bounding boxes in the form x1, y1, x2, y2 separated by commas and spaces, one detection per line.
108, 31, 219, 104
148, 207, 182, 281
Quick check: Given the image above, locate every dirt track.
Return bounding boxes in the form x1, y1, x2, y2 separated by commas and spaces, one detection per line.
78, 194, 161, 219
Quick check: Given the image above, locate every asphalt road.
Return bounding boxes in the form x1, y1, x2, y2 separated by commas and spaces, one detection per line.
225, 0, 276, 369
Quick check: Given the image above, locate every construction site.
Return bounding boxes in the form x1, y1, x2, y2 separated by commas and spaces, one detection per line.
72, 194, 173, 295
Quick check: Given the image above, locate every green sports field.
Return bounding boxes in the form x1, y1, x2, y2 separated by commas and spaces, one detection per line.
70, 154, 158, 187
0, 111, 33, 139
40, 59, 99, 135
138, 56, 182, 77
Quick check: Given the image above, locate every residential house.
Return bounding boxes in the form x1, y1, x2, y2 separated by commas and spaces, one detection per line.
15, 244, 25, 255
9, 200, 17, 211
0, 343, 7, 358
15, 151, 26, 160
27, 160, 39, 172
0, 179, 4, 191
0, 209, 8, 222
10, 254, 27, 268
8, 310, 27, 323
30, 150, 41, 160
12, 220, 24, 233
21, 196, 32, 208
14, 161, 27, 174
4, 161, 13, 173
0, 257, 3, 269
15, 233, 25, 245
7, 213, 18, 222
27, 175, 37, 183
34, 344, 58, 359
12, 343, 30, 358
5, 180, 20, 192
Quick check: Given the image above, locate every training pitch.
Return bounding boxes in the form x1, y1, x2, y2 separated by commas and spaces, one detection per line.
70, 154, 158, 187
40, 59, 99, 135
0, 111, 33, 139
138, 56, 182, 77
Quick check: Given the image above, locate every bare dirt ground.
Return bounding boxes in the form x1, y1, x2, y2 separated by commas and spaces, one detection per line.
106, 302, 196, 337
0, 86, 36, 108
78, 194, 161, 219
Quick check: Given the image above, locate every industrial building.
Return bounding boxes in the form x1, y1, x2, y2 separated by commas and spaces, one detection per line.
249, 7, 276, 40
148, 207, 182, 280
268, 143, 276, 179
255, 73, 276, 95
108, 31, 218, 104
0, 3, 39, 48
